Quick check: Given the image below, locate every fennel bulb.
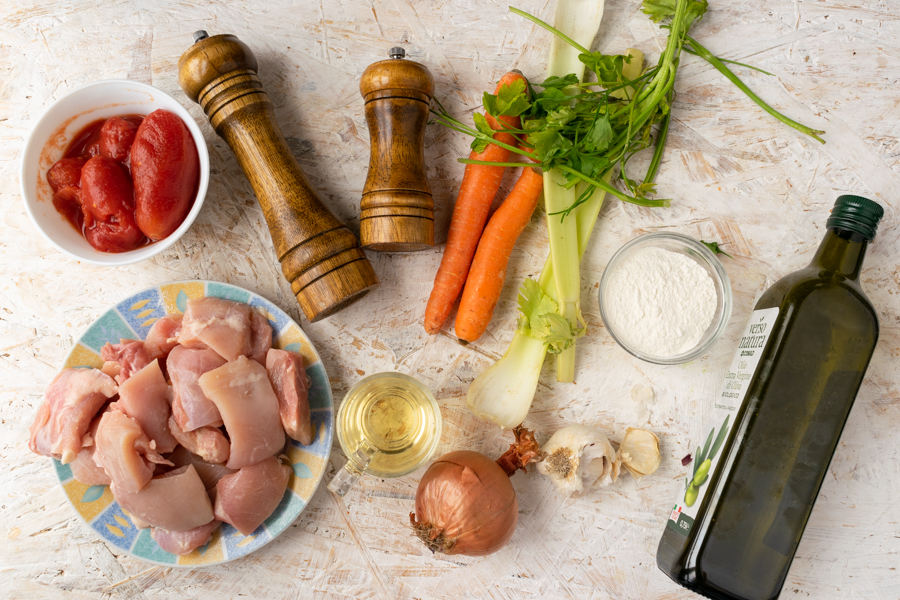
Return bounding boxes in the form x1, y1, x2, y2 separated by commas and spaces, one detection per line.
467, 333, 547, 429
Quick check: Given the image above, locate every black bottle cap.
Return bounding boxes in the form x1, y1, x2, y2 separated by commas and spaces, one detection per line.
827, 195, 884, 241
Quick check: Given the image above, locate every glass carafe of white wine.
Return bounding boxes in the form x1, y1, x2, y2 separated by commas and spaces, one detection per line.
328, 372, 442, 496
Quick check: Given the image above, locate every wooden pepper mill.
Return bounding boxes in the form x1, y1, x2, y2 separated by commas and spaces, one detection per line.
359, 47, 435, 252
178, 31, 378, 322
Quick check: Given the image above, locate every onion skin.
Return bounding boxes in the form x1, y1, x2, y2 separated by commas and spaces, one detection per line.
410, 450, 518, 556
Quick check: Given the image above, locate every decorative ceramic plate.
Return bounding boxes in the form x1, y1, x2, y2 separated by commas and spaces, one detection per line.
51, 280, 333, 567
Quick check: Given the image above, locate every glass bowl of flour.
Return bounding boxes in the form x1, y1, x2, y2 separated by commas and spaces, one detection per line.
599, 232, 732, 365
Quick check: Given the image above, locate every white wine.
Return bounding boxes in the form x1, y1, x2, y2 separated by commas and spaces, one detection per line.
336, 372, 441, 478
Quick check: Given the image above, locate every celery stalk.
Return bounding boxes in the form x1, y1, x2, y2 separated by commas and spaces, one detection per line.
540, 174, 612, 298
543, 0, 607, 383
545, 171, 581, 382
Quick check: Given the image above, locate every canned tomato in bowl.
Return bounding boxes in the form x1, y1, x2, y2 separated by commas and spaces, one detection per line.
20, 79, 210, 266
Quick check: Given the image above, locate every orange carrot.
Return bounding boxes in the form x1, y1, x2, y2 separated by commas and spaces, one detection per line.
424, 71, 528, 334
455, 167, 544, 342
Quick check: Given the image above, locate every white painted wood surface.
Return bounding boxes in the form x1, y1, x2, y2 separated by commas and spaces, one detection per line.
1, 0, 898, 598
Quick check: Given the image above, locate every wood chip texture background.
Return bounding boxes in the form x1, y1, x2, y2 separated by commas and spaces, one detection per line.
1, 0, 898, 598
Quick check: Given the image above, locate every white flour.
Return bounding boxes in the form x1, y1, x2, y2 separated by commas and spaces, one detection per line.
604, 246, 717, 357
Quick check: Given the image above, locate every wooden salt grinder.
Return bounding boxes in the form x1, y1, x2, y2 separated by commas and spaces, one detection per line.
359, 47, 435, 252
178, 31, 378, 322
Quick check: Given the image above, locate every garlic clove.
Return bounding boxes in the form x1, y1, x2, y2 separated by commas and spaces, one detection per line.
536, 424, 620, 497
619, 427, 661, 479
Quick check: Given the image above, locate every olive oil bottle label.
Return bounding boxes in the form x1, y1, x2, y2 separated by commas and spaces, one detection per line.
666, 307, 780, 538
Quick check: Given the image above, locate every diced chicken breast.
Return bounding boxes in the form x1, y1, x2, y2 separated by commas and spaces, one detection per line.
178, 297, 254, 362
130, 514, 152, 529
101, 339, 152, 384
214, 456, 291, 535
118, 359, 177, 453
248, 308, 273, 364
69, 414, 111, 485
167, 446, 235, 491
168, 415, 230, 464
93, 405, 171, 493
198, 356, 285, 470
144, 314, 183, 360
265, 349, 313, 445
114, 465, 215, 532
168, 345, 227, 431
29, 368, 117, 464
151, 520, 219, 555
70, 447, 112, 485
100, 361, 121, 380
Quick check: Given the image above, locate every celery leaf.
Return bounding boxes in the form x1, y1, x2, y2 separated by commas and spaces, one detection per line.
517, 279, 558, 334
516, 279, 582, 352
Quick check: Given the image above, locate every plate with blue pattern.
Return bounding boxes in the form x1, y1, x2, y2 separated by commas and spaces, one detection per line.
52, 280, 333, 567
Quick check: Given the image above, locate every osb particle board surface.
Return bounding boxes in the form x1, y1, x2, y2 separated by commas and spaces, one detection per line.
1, 0, 899, 598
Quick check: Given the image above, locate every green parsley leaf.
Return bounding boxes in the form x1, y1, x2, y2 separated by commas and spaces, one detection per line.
537, 74, 580, 89
532, 87, 571, 112
642, 0, 708, 23
642, 0, 677, 22
470, 112, 497, 153
483, 78, 531, 118
579, 52, 628, 86
584, 114, 613, 153
701, 240, 733, 259
570, 152, 607, 180
527, 129, 573, 163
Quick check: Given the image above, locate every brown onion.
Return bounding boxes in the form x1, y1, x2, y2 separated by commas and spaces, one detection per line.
410, 451, 517, 556
409, 427, 542, 556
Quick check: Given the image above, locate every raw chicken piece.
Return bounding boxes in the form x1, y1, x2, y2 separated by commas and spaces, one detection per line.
151, 520, 219, 555
168, 345, 227, 431
114, 465, 215, 532
178, 297, 254, 361
101, 340, 152, 384
265, 349, 312, 445
93, 405, 171, 493
130, 514, 152, 529
198, 356, 285, 470
69, 415, 111, 485
144, 314, 183, 360
118, 359, 177, 453
214, 456, 291, 535
248, 308, 273, 364
29, 368, 117, 464
167, 446, 235, 490
70, 447, 112, 485
100, 361, 121, 380
168, 415, 230, 464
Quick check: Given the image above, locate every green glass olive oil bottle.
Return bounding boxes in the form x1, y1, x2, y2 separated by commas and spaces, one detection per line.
656, 195, 884, 600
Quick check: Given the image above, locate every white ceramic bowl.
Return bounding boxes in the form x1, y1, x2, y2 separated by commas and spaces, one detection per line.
599, 232, 733, 365
20, 79, 210, 266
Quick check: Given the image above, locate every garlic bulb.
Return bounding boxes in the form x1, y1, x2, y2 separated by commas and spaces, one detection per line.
536, 425, 620, 497
619, 428, 661, 478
